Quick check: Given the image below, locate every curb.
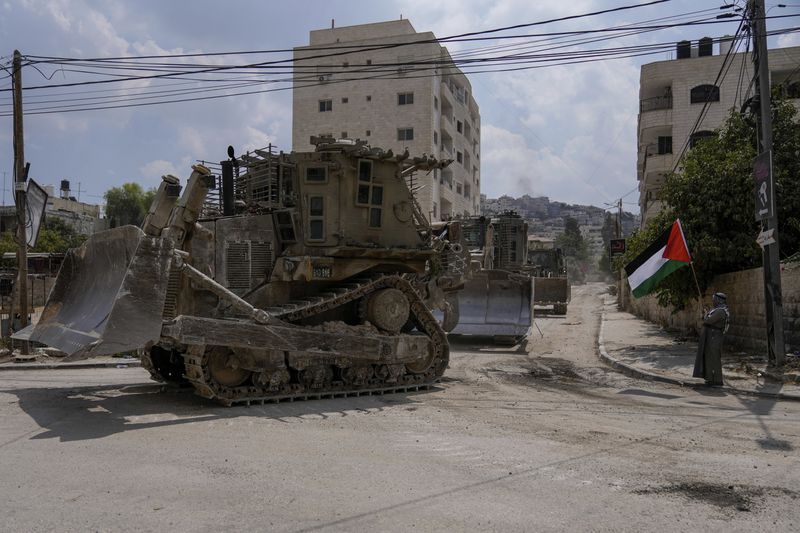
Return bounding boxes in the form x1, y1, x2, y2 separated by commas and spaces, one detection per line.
598, 313, 800, 402
0, 359, 141, 371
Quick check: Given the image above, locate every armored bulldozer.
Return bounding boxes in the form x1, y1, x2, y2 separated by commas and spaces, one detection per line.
441, 212, 533, 340
526, 245, 570, 315
21, 138, 462, 405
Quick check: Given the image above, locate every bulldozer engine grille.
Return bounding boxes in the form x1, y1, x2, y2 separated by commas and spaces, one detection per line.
250, 242, 273, 284
225, 241, 273, 292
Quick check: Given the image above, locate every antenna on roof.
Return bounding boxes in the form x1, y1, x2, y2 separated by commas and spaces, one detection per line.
331, 18, 334, 29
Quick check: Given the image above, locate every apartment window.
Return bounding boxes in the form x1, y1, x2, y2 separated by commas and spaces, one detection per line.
690, 84, 720, 104
355, 159, 383, 228
305, 166, 327, 183
358, 159, 372, 183
318, 99, 332, 112
457, 120, 463, 134
434, 96, 439, 110
341, 131, 348, 139
657, 136, 672, 154
464, 184, 471, 198
398, 92, 414, 105
456, 151, 463, 164
366, 59, 372, 65
433, 131, 438, 145
433, 202, 438, 219
341, 97, 348, 103
308, 195, 325, 241
342, 61, 349, 68
366, 95, 372, 102
456, 182, 462, 194
366, 130, 371, 137
397, 128, 414, 141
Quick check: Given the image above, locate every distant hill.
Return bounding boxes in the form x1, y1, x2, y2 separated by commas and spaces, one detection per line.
480, 194, 639, 247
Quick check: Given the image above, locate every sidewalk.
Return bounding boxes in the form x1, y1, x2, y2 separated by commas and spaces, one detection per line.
598, 296, 800, 401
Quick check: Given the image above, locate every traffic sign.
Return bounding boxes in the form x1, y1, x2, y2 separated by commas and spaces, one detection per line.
610, 238, 626, 256
753, 150, 775, 221
756, 228, 775, 248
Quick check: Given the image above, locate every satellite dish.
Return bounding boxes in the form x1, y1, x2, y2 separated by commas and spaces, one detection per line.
227, 145, 235, 159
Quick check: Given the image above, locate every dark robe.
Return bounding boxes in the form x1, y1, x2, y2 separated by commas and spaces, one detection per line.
693, 305, 729, 386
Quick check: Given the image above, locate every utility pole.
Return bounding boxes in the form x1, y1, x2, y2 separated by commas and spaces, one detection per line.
751, 0, 785, 367
12, 50, 29, 353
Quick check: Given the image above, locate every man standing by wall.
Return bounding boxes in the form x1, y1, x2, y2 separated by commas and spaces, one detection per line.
693, 292, 730, 386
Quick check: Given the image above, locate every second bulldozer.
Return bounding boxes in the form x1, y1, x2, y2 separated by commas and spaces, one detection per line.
441, 212, 533, 340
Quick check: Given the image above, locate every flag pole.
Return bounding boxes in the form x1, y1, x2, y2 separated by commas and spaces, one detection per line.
689, 261, 704, 301
676, 218, 704, 307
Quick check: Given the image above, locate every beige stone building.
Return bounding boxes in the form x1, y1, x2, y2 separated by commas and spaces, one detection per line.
293, 19, 481, 221
637, 38, 800, 225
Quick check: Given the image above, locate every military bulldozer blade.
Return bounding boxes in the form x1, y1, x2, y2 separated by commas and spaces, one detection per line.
533, 277, 571, 314
444, 269, 533, 337
25, 226, 174, 360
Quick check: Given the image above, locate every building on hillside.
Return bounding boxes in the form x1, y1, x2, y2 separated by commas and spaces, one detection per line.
293, 19, 481, 221
637, 38, 800, 225
0, 179, 107, 236
527, 235, 555, 250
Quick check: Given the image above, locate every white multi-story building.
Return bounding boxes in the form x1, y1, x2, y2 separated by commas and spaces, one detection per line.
293, 19, 481, 221
637, 38, 800, 225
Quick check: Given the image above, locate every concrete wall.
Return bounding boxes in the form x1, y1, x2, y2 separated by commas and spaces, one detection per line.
622, 262, 800, 353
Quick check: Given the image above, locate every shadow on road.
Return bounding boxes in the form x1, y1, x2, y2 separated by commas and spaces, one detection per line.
1, 381, 429, 443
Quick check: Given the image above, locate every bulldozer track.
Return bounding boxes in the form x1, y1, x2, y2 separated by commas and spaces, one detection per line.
144, 274, 449, 405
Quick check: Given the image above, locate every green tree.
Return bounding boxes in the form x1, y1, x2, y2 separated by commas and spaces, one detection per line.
557, 217, 590, 282
597, 213, 616, 276
104, 183, 156, 228
0, 217, 86, 270
556, 217, 587, 259
621, 94, 800, 308
33, 217, 86, 253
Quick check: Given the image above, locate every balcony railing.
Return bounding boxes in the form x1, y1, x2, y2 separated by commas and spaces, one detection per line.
640, 95, 673, 113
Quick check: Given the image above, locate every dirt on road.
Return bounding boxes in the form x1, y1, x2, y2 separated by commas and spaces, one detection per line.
0, 283, 798, 532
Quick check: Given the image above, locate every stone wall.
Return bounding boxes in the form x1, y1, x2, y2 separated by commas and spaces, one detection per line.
622, 262, 800, 353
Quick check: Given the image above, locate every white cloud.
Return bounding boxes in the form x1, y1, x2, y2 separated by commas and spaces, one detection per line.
481, 123, 625, 205
777, 33, 800, 48
1, 0, 763, 210
139, 159, 179, 180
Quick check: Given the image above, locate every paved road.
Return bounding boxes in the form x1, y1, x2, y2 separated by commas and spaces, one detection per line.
1, 283, 798, 532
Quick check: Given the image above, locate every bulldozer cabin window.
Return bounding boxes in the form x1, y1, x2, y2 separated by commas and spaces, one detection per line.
308, 195, 325, 241
305, 166, 327, 183
355, 159, 383, 228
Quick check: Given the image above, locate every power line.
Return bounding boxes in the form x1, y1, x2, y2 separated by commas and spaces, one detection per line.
10, 21, 798, 116
5, 4, 798, 117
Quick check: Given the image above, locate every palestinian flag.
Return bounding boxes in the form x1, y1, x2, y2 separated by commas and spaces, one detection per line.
624, 219, 692, 298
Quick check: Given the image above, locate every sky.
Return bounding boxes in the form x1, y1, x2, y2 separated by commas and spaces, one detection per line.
1, 0, 799, 213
